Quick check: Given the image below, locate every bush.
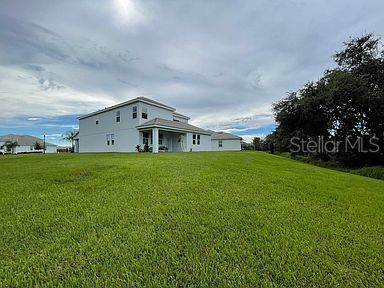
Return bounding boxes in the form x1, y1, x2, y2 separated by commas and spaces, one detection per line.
279, 152, 384, 180
350, 166, 384, 180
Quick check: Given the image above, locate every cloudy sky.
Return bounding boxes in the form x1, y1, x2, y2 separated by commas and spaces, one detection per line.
0, 0, 383, 144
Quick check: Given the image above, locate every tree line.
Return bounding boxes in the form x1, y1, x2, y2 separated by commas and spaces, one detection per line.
259, 34, 384, 167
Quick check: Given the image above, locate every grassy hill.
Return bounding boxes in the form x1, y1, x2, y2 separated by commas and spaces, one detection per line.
0, 152, 383, 287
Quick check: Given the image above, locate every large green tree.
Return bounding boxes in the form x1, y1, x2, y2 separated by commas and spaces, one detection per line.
272, 34, 384, 166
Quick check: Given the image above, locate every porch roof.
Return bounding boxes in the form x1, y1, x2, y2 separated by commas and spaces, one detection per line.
137, 118, 211, 135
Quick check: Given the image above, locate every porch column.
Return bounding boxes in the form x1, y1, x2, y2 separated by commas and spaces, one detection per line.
152, 128, 159, 153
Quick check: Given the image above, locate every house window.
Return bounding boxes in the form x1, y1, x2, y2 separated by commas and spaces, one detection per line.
107, 134, 115, 146
159, 133, 163, 145
96, 120, 99, 125
142, 107, 148, 119
116, 111, 120, 122
143, 132, 149, 145
132, 106, 137, 119
218, 140, 223, 148
193, 134, 200, 145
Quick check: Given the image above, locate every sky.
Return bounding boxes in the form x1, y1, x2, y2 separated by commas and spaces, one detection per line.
0, 0, 383, 145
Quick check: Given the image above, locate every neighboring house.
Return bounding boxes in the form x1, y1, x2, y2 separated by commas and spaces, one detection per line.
0, 134, 58, 154
76, 97, 241, 153
210, 131, 242, 151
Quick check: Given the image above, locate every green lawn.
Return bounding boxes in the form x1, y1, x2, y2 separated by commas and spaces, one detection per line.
0, 152, 383, 287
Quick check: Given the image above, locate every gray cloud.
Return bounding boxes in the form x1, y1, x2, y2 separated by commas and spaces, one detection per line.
0, 0, 383, 135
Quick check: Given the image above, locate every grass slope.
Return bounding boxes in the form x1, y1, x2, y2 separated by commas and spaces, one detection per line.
0, 152, 383, 287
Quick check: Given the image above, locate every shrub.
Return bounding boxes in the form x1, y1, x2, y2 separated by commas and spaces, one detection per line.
350, 166, 384, 180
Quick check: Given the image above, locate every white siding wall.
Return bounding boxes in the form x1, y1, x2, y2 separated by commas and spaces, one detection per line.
45, 146, 58, 153
14, 145, 57, 154
186, 133, 211, 151
138, 102, 173, 124
79, 103, 138, 152
211, 139, 241, 151
15, 145, 33, 154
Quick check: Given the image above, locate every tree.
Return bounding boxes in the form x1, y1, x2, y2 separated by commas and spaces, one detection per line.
62, 131, 76, 152
34, 141, 43, 150
4, 141, 18, 154
271, 33, 384, 166
252, 137, 262, 150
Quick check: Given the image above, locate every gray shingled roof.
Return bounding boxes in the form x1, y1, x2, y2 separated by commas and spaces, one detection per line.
137, 118, 211, 134
78, 97, 176, 120
210, 131, 242, 140
0, 134, 57, 146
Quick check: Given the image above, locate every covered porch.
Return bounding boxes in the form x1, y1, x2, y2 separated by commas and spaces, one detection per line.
138, 128, 187, 152
137, 117, 211, 153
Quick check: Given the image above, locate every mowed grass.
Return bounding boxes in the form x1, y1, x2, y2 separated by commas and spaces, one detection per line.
0, 152, 383, 287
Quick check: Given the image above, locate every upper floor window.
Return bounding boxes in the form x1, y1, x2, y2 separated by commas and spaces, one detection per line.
142, 107, 148, 119
96, 120, 99, 125
132, 106, 137, 119
116, 111, 120, 122
218, 140, 223, 148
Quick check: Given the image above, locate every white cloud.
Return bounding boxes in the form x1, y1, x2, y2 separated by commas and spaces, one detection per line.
0, 0, 383, 136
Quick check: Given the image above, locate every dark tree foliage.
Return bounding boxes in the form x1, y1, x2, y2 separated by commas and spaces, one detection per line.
34, 142, 42, 150
252, 137, 262, 150
271, 34, 384, 167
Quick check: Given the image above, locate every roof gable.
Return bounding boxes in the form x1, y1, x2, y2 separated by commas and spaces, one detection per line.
78, 97, 176, 120
0, 134, 57, 146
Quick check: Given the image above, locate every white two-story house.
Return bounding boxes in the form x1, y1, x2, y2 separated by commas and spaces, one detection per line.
75, 97, 241, 153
